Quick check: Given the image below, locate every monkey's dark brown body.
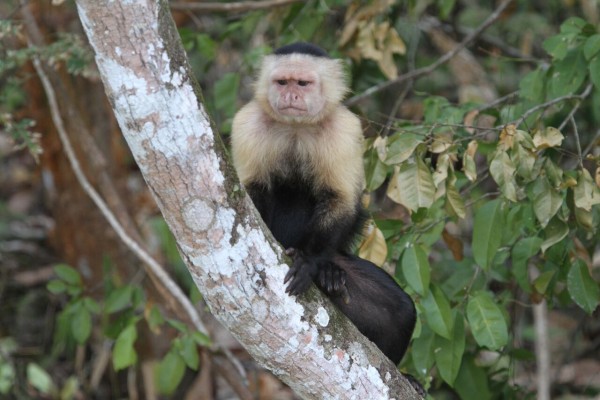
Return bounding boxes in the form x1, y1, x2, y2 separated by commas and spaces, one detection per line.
232, 42, 416, 366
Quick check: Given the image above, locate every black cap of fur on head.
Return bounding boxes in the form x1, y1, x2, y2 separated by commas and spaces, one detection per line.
273, 42, 329, 58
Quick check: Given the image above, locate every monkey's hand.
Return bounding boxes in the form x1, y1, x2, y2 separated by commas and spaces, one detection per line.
284, 248, 319, 296
317, 262, 350, 304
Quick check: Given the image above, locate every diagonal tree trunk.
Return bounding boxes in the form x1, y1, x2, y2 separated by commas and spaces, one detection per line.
73, 1, 420, 398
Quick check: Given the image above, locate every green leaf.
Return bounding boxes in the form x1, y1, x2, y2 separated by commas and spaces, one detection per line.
511, 237, 543, 292
421, 286, 453, 339
47, 280, 67, 294
559, 17, 588, 34
434, 313, 465, 387
364, 146, 388, 192
574, 205, 594, 231
466, 291, 508, 350
26, 363, 55, 395
386, 159, 436, 212
156, 350, 186, 395
530, 176, 563, 227
490, 150, 517, 202
105, 286, 133, 314
385, 133, 422, 165
195, 33, 216, 59
400, 244, 431, 296
0, 360, 15, 394
567, 260, 600, 314
147, 305, 165, 333
590, 56, 600, 90
191, 331, 212, 347
54, 264, 81, 286
411, 326, 436, 375
167, 319, 188, 333
178, 336, 200, 370
584, 34, 600, 60
213, 72, 240, 118
82, 297, 101, 314
113, 324, 138, 371
542, 34, 570, 60
519, 69, 545, 102
547, 49, 587, 98
513, 142, 537, 181
454, 356, 492, 400
472, 199, 504, 270
437, 0, 456, 19
533, 270, 555, 294
540, 217, 569, 253
71, 303, 92, 344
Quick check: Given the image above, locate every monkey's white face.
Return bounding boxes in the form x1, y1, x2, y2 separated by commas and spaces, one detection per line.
255, 54, 348, 124
267, 68, 326, 120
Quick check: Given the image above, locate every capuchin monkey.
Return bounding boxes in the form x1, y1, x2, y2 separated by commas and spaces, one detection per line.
231, 43, 416, 366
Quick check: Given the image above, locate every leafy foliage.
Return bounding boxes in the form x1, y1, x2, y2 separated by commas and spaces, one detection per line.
2, 0, 599, 398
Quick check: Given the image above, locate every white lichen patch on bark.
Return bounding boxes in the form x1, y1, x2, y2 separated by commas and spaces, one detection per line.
315, 306, 330, 327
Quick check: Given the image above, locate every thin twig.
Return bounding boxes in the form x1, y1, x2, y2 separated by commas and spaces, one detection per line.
345, 0, 514, 106
170, 0, 301, 12
28, 45, 209, 337
534, 300, 551, 400
476, 91, 519, 112
570, 116, 584, 169
511, 83, 594, 128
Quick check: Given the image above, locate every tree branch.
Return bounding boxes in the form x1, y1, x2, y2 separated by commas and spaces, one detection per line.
345, 0, 514, 106
170, 0, 301, 13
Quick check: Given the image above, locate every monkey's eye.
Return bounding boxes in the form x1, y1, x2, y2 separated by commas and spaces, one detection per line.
298, 80, 311, 87
276, 80, 287, 86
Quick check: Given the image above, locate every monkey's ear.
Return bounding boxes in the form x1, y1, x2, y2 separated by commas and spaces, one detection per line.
254, 55, 277, 98
319, 58, 350, 104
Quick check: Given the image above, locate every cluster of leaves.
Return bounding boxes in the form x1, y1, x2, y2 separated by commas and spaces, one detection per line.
46, 264, 210, 396
1, 20, 93, 162
361, 16, 600, 397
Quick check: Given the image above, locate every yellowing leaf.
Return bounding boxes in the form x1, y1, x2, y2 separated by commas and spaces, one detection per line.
340, 0, 394, 47
574, 168, 600, 211
431, 132, 453, 153
433, 153, 451, 187
463, 110, 479, 134
462, 140, 478, 182
373, 135, 388, 162
355, 20, 405, 80
490, 150, 518, 202
386, 159, 436, 212
499, 124, 517, 150
532, 176, 563, 227
446, 181, 466, 219
358, 221, 388, 266
533, 127, 564, 149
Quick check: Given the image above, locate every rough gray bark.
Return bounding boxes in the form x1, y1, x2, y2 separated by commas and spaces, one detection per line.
73, 1, 420, 398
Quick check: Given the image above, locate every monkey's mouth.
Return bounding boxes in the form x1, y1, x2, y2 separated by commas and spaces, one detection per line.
278, 106, 308, 115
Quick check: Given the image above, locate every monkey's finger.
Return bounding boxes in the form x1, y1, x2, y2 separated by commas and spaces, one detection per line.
341, 287, 351, 304
286, 275, 310, 296
333, 268, 346, 292
284, 267, 296, 285
285, 248, 297, 257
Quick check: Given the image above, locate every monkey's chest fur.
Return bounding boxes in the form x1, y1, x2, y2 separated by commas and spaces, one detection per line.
251, 157, 333, 250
